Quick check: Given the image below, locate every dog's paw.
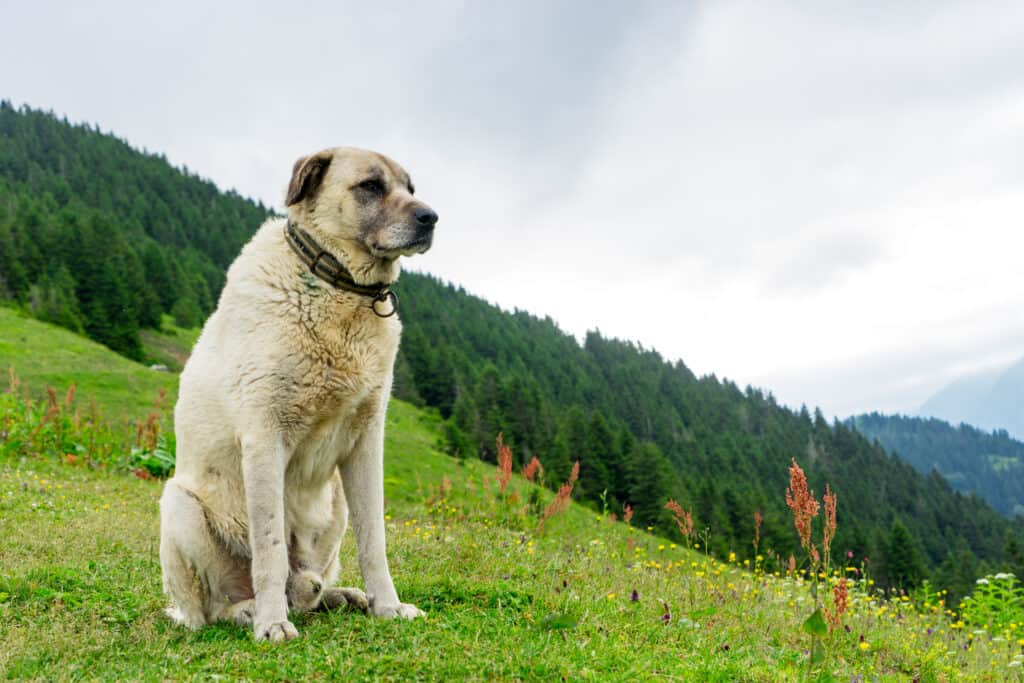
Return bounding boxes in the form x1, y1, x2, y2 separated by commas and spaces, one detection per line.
287, 569, 325, 612
321, 586, 369, 613
254, 619, 299, 642
370, 602, 425, 619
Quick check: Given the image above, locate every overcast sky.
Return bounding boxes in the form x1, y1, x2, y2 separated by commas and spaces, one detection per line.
4, 1, 1023, 418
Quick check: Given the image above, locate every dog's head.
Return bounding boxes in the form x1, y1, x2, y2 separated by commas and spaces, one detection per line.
285, 147, 437, 260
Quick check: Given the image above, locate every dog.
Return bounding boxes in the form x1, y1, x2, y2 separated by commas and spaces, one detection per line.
159, 147, 437, 642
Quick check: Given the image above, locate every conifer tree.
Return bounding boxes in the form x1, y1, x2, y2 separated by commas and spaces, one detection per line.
886, 519, 927, 590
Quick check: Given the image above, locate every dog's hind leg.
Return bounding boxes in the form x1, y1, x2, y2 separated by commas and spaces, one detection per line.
160, 479, 254, 628
159, 479, 212, 629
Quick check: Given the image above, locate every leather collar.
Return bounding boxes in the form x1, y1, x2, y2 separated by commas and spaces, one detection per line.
284, 219, 398, 317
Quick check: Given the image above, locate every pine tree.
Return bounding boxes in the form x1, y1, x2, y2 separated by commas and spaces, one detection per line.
27, 265, 83, 333
886, 519, 927, 590
625, 441, 673, 527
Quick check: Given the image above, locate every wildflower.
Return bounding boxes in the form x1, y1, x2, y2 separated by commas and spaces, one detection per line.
496, 433, 513, 493
752, 510, 763, 549
521, 456, 542, 483
785, 459, 819, 550
822, 484, 837, 559
630, 589, 639, 602
859, 641, 871, 651
826, 578, 848, 631
538, 461, 579, 530
623, 504, 633, 524
664, 499, 694, 540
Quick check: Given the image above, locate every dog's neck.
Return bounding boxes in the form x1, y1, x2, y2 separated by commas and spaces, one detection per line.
284, 212, 401, 288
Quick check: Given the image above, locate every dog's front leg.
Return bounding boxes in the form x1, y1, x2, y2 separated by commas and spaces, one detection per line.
341, 423, 424, 619
242, 434, 298, 641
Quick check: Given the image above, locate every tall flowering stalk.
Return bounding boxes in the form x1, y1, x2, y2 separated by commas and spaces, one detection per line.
665, 499, 694, 545
785, 458, 842, 667
538, 461, 579, 531
521, 456, 542, 483
752, 510, 763, 559
785, 459, 820, 551
496, 433, 513, 494
822, 484, 837, 569
826, 578, 849, 632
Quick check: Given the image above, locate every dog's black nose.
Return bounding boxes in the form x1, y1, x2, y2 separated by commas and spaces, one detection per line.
413, 207, 438, 227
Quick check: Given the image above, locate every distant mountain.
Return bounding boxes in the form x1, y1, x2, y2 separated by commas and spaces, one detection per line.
919, 357, 1024, 441
852, 413, 1024, 518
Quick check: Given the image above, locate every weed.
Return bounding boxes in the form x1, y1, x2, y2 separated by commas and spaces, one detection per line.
960, 573, 1023, 635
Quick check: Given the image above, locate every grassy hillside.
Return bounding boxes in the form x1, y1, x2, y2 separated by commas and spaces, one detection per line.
4, 389, 1024, 680
0, 306, 178, 421
1, 324, 1022, 680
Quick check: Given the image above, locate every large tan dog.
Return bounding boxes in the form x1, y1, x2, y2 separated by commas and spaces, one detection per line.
159, 147, 437, 641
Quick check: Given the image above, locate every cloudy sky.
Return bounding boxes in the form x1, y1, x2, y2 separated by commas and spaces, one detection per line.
4, 1, 1023, 418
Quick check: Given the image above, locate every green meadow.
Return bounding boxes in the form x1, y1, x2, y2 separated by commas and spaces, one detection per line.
1, 313, 1023, 681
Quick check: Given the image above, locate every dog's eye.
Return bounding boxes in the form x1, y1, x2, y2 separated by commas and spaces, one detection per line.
357, 178, 385, 195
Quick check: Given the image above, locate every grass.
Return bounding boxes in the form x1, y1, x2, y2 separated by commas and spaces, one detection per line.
3, 316, 1024, 680
3, 400, 1024, 680
138, 314, 202, 374
0, 307, 179, 423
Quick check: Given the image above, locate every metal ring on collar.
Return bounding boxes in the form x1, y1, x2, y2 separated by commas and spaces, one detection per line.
371, 290, 399, 318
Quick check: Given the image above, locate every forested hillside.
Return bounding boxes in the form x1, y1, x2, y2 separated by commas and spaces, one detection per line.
853, 413, 1024, 518
395, 276, 1024, 596
0, 102, 271, 359
2, 104, 1022, 596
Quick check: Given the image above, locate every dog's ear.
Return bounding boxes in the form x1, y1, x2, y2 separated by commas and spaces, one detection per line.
285, 151, 333, 206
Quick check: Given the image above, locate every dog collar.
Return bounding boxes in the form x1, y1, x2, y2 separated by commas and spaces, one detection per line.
284, 219, 398, 318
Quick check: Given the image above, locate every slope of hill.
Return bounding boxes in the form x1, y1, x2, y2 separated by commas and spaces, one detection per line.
919, 357, 1024, 441
852, 412, 1024, 518
2, 370, 1019, 680
2, 104, 1023, 593
0, 306, 178, 421
397, 274, 1024, 588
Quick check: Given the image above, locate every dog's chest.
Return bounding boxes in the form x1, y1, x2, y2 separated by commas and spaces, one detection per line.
287, 310, 398, 484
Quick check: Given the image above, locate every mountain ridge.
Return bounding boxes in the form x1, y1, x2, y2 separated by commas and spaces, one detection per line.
852, 411, 1024, 518
918, 356, 1024, 440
